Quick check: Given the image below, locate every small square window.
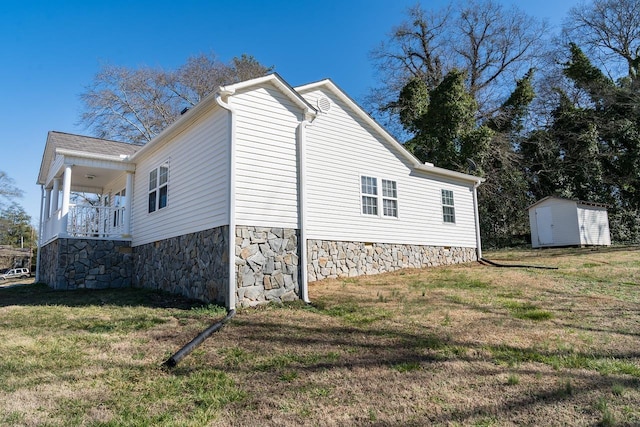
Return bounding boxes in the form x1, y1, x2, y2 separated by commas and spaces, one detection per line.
383, 198, 397, 217
361, 176, 377, 196
382, 179, 397, 198
362, 195, 378, 215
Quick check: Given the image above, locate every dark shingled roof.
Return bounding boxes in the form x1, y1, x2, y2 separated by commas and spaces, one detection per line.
37, 131, 141, 185
46, 131, 140, 156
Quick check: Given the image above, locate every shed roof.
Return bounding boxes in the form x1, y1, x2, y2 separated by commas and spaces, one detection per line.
527, 196, 610, 210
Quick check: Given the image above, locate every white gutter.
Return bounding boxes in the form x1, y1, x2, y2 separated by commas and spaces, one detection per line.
297, 116, 314, 304
472, 181, 483, 260
215, 88, 237, 311
414, 163, 485, 185
55, 148, 135, 163
35, 185, 45, 282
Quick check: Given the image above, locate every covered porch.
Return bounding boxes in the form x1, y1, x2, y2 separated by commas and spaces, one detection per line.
38, 132, 139, 244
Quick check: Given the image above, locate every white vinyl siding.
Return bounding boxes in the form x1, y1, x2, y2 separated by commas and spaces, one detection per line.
131, 106, 229, 247
577, 205, 611, 245
232, 83, 302, 229
298, 87, 477, 247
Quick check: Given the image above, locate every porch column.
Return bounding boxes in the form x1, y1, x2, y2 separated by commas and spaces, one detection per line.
44, 187, 52, 219
51, 178, 60, 213
60, 165, 72, 236
123, 171, 133, 236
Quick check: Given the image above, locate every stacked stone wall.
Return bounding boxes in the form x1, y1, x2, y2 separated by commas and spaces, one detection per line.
307, 240, 477, 281
39, 238, 132, 290
235, 226, 300, 307
132, 226, 227, 303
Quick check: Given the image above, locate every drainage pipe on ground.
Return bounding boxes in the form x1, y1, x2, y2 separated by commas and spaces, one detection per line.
479, 257, 558, 270
163, 309, 236, 368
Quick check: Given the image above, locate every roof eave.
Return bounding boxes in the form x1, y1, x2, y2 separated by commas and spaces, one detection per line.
132, 73, 317, 161
414, 163, 486, 185
221, 72, 317, 115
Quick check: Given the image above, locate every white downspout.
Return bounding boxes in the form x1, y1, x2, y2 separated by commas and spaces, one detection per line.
472, 181, 483, 260
297, 116, 313, 304
35, 185, 45, 282
215, 89, 237, 311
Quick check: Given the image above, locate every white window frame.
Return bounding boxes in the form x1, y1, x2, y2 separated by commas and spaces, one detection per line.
381, 179, 398, 218
441, 189, 456, 224
360, 175, 398, 218
361, 175, 378, 216
148, 161, 169, 213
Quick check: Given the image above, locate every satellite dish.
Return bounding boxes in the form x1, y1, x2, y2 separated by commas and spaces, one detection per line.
466, 158, 477, 173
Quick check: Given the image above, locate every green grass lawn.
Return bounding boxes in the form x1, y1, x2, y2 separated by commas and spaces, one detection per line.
1, 246, 639, 426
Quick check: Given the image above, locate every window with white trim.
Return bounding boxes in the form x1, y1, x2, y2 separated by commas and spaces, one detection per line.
361, 176, 398, 218
361, 176, 378, 215
441, 189, 455, 223
382, 179, 398, 217
149, 162, 169, 213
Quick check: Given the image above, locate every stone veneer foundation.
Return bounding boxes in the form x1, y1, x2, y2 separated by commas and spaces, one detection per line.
39, 238, 132, 290
235, 226, 300, 307
132, 226, 228, 303
39, 231, 477, 307
307, 239, 477, 281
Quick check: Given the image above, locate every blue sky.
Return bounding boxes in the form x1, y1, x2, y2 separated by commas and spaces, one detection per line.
0, 0, 576, 225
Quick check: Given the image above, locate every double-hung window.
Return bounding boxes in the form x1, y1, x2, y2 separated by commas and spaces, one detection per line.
361, 176, 378, 215
149, 162, 169, 213
382, 179, 398, 217
361, 176, 398, 218
441, 189, 455, 223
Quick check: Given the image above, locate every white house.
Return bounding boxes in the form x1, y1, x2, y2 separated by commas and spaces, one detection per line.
36, 73, 485, 309
528, 196, 611, 248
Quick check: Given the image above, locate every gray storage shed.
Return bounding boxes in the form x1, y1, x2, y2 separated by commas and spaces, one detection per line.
528, 196, 611, 248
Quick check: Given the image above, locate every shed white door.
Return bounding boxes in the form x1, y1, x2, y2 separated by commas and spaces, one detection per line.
535, 207, 554, 245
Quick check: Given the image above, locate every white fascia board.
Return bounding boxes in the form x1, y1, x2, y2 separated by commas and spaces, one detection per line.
222, 73, 317, 116
295, 79, 422, 166
414, 163, 485, 185
45, 154, 65, 187
130, 94, 220, 161
132, 73, 317, 162
56, 148, 136, 165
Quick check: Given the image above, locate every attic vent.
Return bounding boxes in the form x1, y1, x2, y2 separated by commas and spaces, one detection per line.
317, 97, 331, 113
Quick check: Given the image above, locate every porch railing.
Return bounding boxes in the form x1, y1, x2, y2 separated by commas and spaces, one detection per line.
43, 204, 128, 242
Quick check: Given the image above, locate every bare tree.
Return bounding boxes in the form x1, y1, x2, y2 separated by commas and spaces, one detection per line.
80, 53, 273, 144
564, 0, 640, 81
0, 171, 22, 207
368, 1, 548, 127
455, 1, 547, 115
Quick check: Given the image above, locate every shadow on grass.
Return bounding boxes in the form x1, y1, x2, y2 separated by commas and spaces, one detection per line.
487, 244, 640, 261
213, 314, 640, 424
0, 282, 208, 310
